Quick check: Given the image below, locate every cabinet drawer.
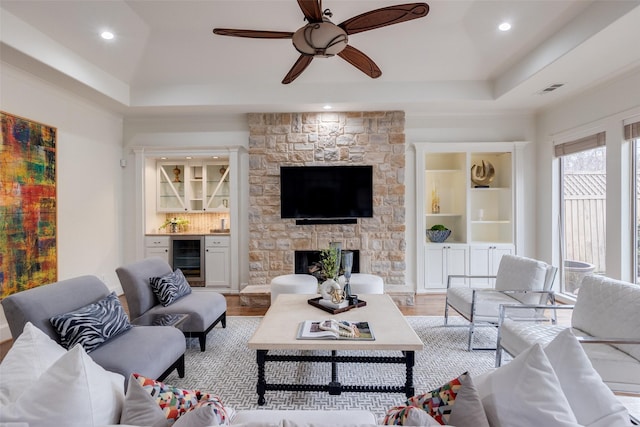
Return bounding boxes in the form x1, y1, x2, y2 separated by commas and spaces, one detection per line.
145, 236, 170, 247
205, 236, 229, 248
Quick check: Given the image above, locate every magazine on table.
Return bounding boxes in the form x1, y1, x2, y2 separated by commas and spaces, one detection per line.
296, 320, 375, 340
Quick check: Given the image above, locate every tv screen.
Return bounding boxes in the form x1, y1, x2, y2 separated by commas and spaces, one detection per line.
280, 165, 373, 219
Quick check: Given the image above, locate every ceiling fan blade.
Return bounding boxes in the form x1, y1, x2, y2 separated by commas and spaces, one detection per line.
282, 55, 314, 84
337, 45, 382, 79
297, 0, 323, 23
213, 28, 293, 39
338, 3, 429, 35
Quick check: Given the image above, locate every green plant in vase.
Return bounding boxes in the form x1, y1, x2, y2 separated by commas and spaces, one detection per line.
159, 217, 189, 233
320, 247, 340, 281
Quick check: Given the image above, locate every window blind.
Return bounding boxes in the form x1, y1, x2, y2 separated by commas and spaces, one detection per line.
554, 131, 606, 157
624, 120, 640, 140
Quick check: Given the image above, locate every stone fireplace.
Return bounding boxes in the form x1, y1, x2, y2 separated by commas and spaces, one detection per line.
247, 111, 406, 292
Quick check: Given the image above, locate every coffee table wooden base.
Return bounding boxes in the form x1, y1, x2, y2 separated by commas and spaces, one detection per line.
255, 349, 415, 405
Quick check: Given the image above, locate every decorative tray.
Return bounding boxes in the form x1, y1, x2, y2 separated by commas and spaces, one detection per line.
307, 296, 367, 314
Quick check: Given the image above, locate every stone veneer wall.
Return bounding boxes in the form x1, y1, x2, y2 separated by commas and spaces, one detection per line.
247, 111, 406, 290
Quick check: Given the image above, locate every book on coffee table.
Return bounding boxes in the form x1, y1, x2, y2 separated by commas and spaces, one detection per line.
296, 320, 375, 340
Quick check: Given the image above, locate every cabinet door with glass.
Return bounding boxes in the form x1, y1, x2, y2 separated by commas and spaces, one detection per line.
157, 163, 188, 212
204, 163, 230, 212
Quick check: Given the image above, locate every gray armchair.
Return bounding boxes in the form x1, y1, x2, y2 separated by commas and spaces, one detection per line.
444, 254, 557, 351
1, 275, 185, 386
116, 257, 227, 352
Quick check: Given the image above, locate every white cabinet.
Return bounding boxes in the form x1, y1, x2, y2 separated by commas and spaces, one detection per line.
468, 244, 514, 288
415, 142, 526, 291
424, 244, 468, 289
205, 236, 230, 289
157, 161, 230, 213
144, 236, 170, 264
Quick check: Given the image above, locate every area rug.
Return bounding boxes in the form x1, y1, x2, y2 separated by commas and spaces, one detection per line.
163, 316, 497, 419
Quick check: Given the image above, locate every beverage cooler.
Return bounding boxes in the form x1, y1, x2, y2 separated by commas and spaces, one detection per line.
170, 236, 205, 283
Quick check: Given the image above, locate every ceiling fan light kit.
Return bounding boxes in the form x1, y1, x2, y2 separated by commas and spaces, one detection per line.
292, 22, 348, 57
213, 1, 429, 84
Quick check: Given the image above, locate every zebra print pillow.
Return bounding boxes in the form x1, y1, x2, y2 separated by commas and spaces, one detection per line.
50, 292, 132, 353
149, 269, 192, 307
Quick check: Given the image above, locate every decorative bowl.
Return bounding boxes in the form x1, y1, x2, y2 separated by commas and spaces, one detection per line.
426, 229, 451, 243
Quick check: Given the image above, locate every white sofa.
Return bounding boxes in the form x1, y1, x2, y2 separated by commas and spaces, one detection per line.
496, 274, 640, 393
1, 310, 635, 426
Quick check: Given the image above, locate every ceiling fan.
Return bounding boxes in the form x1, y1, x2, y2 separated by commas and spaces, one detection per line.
213, 1, 429, 84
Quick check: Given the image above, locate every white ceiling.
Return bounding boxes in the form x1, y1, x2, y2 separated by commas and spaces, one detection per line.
1, 0, 640, 117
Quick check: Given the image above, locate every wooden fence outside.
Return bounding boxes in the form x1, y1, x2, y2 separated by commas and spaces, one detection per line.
564, 195, 606, 273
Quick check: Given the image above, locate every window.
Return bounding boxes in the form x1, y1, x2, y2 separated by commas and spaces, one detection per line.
556, 133, 606, 295
627, 120, 640, 284
634, 140, 640, 284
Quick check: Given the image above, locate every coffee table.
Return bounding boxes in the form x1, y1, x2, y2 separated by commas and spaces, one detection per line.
247, 293, 424, 405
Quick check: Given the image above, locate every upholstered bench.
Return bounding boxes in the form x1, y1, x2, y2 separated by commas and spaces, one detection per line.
270, 274, 318, 304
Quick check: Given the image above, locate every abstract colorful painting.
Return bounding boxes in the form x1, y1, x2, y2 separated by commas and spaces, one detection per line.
1, 112, 57, 298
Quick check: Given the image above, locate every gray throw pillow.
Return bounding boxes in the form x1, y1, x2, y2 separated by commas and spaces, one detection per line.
50, 292, 132, 353
149, 268, 192, 306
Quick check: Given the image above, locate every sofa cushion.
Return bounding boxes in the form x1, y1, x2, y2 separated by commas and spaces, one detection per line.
0, 344, 124, 427
395, 372, 488, 427
0, 322, 67, 405
150, 268, 192, 307
120, 373, 233, 426
231, 410, 377, 426
174, 394, 233, 426
405, 372, 466, 424
382, 405, 439, 426
49, 291, 132, 353
544, 329, 630, 427
475, 344, 580, 427
447, 373, 489, 427
446, 288, 520, 323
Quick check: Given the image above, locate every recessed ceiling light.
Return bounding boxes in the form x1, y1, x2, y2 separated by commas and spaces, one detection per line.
498, 22, 511, 32
100, 30, 114, 40
186, 156, 192, 160
323, 105, 332, 110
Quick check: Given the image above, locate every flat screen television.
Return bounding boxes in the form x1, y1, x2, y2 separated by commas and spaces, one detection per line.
280, 165, 373, 221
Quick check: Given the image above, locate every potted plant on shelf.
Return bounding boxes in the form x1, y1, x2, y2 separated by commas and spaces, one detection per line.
159, 217, 189, 233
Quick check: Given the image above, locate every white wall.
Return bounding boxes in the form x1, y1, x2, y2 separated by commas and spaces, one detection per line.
536, 69, 640, 281
0, 63, 125, 341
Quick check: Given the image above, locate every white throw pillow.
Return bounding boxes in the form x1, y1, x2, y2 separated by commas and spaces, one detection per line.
0, 344, 124, 427
544, 328, 631, 427
475, 344, 581, 427
0, 322, 67, 405
448, 373, 490, 427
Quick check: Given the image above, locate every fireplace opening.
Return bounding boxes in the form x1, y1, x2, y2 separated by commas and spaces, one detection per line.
294, 250, 360, 280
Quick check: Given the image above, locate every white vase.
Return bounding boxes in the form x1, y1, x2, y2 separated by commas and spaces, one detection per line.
320, 278, 341, 301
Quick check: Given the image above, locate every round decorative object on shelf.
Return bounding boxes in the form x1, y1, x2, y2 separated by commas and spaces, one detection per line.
470, 160, 495, 187
426, 229, 451, 243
